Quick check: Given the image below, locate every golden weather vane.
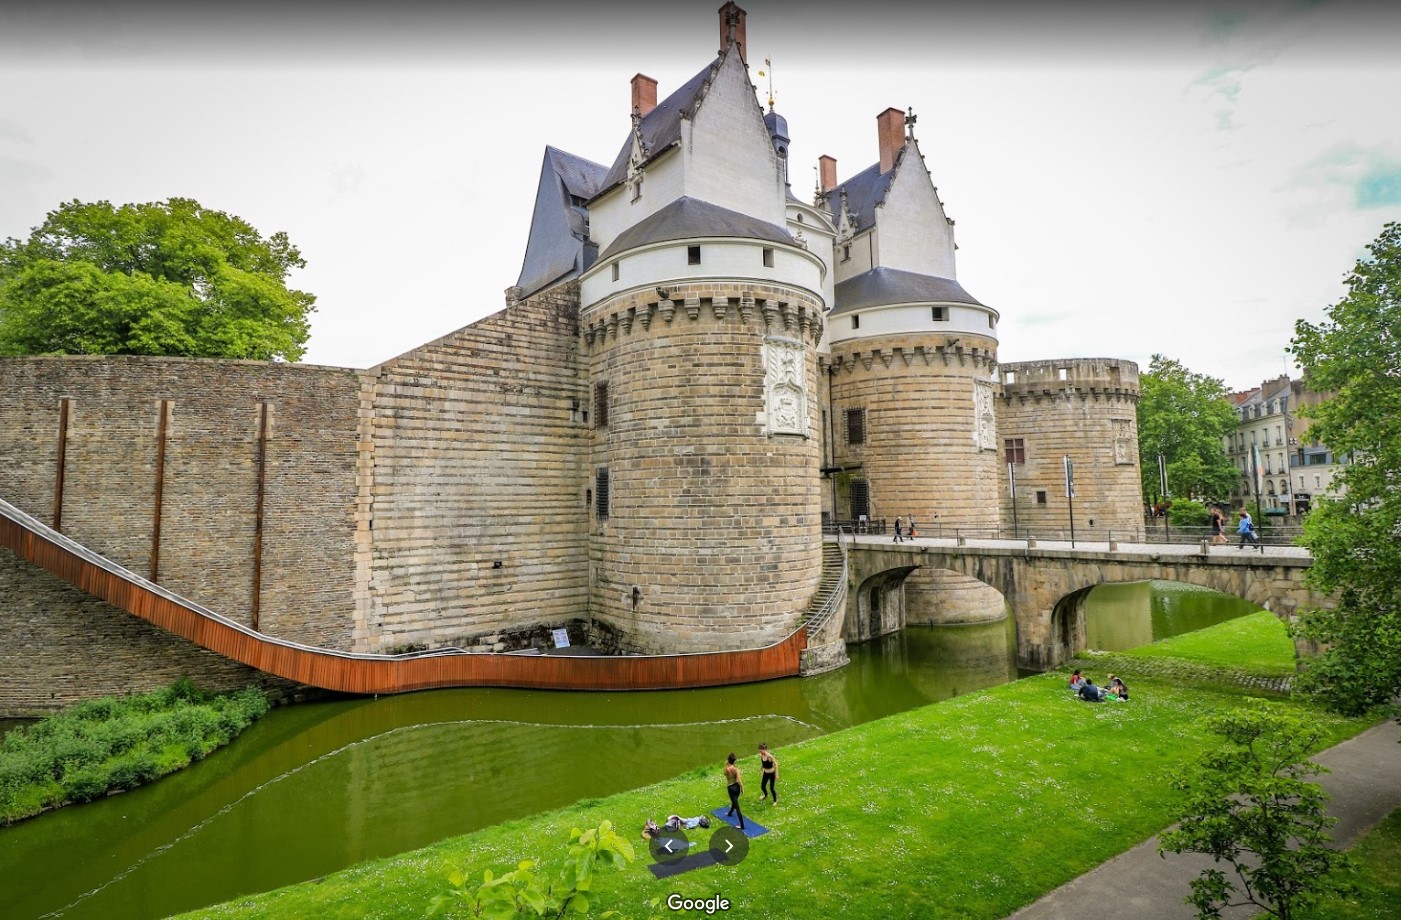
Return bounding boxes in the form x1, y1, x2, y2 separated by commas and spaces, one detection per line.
757, 56, 776, 111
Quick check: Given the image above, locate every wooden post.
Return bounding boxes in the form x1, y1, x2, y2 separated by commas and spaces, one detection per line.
150, 400, 169, 581
53, 398, 70, 531
251, 401, 269, 632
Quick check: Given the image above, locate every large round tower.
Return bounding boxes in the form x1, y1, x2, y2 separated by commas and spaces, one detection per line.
579, 218, 826, 653
996, 358, 1143, 541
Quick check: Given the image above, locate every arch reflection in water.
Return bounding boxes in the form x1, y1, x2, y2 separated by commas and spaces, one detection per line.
0, 620, 1018, 920
1084, 580, 1265, 652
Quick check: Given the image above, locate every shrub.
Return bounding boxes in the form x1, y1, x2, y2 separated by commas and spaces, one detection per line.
0, 681, 270, 824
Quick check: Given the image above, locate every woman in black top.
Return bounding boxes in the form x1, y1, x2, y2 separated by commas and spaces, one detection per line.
758, 742, 778, 803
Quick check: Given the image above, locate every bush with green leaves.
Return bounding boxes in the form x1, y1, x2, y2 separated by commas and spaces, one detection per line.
1158, 708, 1351, 920
0, 679, 268, 824
426, 820, 654, 919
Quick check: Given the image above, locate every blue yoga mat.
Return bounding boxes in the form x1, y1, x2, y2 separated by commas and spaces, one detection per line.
710, 807, 770, 837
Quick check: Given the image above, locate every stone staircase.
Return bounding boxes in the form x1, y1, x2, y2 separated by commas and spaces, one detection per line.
802, 540, 848, 637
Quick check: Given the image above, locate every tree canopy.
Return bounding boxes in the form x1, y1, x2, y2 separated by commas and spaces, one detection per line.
1136, 354, 1240, 504
0, 198, 314, 361
1288, 222, 1401, 716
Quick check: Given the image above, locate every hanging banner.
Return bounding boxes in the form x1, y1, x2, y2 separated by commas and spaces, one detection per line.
1063, 455, 1075, 499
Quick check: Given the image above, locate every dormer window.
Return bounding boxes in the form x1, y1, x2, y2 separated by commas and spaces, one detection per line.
841, 244, 851, 262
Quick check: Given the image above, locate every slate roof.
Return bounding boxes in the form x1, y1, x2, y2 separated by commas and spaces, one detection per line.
831, 266, 985, 316
596, 59, 719, 197
826, 159, 897, 234
515, 146, 609, 298
597, 197, 794, 262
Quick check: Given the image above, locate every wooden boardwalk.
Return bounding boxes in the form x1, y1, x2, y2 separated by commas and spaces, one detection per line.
0, 499, 806, 695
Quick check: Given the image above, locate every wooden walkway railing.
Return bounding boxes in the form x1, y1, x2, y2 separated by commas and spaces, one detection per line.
0, 498, 806, 695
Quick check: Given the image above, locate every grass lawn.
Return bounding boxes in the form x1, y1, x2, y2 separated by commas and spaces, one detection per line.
1117, 609, 1299, 676
1298, 806, 1401, 919
183, 672, 1368, 920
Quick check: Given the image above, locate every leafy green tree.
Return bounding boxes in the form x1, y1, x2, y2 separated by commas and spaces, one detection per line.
1288, 222, 1401, 717
1137, 355, 1240, 504
0, 198, 314, 361
1159, 709, 1350, 920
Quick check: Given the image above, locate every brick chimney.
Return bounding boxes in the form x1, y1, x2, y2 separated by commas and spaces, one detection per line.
718, 2, 747, 63
877, 107, 905, 173
819, 155, 837, 195
631, 73, 658, 118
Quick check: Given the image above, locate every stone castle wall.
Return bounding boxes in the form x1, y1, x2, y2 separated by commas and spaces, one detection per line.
0, 356, 362, 647
582, 284, 824, 653
996, 358, 1142, 541
358, 284, 591, 651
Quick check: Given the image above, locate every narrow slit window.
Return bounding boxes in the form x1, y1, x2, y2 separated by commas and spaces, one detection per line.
595, 468, 610, 521
594, 382, 609, 428
762, 247, 774, 268
688, 245, 701, 265
851, 314, 860, 330
611, 262, 620, 281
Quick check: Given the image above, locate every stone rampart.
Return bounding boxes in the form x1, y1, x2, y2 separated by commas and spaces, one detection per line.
359, 284, 591, 651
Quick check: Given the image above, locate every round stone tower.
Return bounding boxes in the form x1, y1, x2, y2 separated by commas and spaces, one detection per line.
826, 283, 1002, 531
578, 223, 827, 654
995, 358, 1142, 541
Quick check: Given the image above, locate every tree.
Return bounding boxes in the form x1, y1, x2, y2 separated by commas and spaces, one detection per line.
1288, 222, 1401, 717
1137, 355, 1240, 504
0, 198, 314, 361
1159, 709, 1350, 920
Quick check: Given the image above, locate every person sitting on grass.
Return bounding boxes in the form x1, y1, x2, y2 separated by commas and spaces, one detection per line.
1078, 677, 1104, 702
1107, 675, 1129, 700
1069, 668, 1084, 693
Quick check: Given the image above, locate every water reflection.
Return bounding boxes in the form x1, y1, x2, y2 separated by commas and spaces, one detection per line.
0, 618, 1016, 920
1084, 580, 1263, 652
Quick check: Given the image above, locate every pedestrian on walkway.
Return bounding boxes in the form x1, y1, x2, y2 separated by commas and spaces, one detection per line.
1237, 511, 1259, 549
909, 515, 918, 538
723, 752, 746, 830
1210, 506, 1228, 544
894, 516, 904, 543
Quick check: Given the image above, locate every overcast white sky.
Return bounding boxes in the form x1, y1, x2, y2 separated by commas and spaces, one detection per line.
2, 0, 1399, 391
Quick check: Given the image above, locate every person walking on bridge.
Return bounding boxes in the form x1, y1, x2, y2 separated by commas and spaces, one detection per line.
894, 516, 905, 543
1237, 510, 1259, 549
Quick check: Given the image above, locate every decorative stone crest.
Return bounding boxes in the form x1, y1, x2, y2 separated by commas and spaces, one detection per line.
974, 379, 997, 450
1113, 418, 1135, 465
763, 337, 807, 436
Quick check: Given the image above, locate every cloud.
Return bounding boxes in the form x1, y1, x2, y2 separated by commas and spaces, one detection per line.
0, 117, 33, 145
1286, 144, 1401, 211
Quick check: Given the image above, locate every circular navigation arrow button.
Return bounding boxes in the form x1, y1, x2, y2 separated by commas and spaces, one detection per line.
648, 829, 690, 865
708, 825, 749, 866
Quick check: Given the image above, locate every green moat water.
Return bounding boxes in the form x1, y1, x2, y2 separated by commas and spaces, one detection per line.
1, 581, 1258, 920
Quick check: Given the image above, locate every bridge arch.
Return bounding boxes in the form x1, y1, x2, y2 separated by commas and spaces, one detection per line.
838, 541, 1327, 671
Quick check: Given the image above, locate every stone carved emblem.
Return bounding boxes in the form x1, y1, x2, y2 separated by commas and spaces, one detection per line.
974, 379, 996, 450
764, 338, 808, 436
1112, 418, 1135, 465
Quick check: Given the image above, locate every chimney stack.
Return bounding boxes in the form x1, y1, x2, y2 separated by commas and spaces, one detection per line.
718, 2, 748, 63
631, 74, 658, 118
877, 107, 905, 173
819, 155, 837, 195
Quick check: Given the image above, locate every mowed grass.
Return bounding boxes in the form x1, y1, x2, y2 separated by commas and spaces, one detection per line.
1117, 609, 1299, 676
1298, 806, 1401, 920
183, 673, 1367, 920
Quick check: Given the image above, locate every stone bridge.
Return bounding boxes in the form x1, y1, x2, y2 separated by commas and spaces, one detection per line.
836, 535, 1328, 670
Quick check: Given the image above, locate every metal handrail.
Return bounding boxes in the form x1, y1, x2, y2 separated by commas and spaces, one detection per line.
804, 527, 849, 637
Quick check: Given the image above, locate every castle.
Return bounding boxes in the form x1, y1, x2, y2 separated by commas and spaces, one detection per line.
0, 5, 1142, 714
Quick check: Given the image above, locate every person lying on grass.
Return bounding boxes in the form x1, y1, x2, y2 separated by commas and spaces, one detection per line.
642, 814, 712, 838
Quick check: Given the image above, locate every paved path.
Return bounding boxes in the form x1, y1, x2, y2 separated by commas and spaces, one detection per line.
837, 533, 1312, 560
1007, 718, 1401, 919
